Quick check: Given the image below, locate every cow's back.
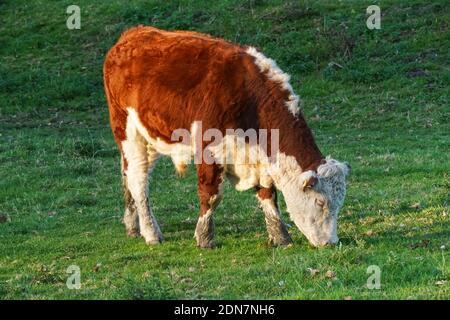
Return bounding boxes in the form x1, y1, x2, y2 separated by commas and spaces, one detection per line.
104, 26, 259, 144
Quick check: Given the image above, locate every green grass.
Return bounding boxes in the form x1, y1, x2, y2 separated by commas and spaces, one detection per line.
0, 0, 449, 299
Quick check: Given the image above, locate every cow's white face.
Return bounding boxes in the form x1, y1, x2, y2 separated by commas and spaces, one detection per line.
281, 158, 350, 247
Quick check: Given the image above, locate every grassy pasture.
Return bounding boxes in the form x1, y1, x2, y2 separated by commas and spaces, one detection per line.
0, 0, 449, 299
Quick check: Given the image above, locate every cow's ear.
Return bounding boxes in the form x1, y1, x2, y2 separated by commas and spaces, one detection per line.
302, 175, 318, 192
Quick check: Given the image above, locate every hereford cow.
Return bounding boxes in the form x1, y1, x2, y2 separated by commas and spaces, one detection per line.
103, 26, 350, 248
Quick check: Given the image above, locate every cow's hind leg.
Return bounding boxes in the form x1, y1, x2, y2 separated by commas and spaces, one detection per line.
194, 164, 224, 248
256, 186, 293, 246
121, 154, 139, 237
122, 132, 163, 245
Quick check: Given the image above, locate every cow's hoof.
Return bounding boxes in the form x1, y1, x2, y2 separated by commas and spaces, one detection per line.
146, 238, 163, 245
197, 239, 215, 249
126, 229, 140, 238
268, 235, 293, 247
144, 232, 164, 245
195, 232, 215, 248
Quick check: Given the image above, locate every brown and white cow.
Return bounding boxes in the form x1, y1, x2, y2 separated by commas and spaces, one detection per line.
103, 26, 350, 248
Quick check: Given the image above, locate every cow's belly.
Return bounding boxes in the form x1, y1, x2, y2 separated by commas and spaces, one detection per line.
147, 135, 274, 192
126, 107, 273, 190
225, 163, 272, 191
148, 139, 274, 191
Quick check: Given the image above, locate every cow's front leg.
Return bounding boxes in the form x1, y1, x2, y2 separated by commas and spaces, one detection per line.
194, 164, 224, 248
256, 186, 293, 246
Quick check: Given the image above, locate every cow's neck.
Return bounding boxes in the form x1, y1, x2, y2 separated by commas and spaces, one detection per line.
259, 96, 324, 173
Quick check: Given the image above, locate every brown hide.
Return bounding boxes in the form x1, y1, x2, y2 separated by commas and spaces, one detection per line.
103, 26, 323, 172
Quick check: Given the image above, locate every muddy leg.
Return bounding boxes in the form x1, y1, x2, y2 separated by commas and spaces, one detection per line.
194, 164, 224, 248
256, 186, 293, 246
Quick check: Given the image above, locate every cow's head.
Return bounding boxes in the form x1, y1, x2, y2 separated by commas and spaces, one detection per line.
280, 157, 350, 247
